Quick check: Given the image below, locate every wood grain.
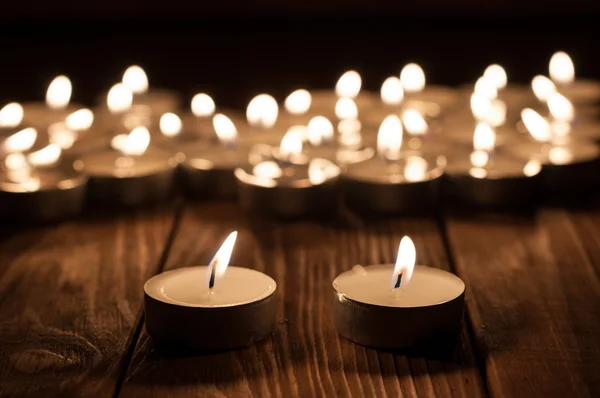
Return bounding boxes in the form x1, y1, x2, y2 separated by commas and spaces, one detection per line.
119, 202, 484, 398
0, 207, 178, 397
444, 209, 600, 397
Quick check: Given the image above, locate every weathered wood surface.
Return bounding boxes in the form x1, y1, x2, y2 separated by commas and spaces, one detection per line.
119, 202, 485, 398
0, 207, 178, 397
444, 208, 600, 397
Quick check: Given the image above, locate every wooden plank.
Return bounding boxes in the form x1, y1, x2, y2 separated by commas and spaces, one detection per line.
444, 209, 600, 397
119, 202, 485, 398
0, 206, 178, 397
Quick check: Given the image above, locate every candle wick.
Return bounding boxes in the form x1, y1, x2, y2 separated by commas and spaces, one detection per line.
208, 258, 218, 290
394, 272, 403, 289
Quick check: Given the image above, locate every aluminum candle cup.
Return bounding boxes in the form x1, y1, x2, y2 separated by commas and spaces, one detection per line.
341, 154, 445, 214
0, 154, 87, 222
333, 237, 465, 349
443, 153, 542, 209
77, 146, 177, 207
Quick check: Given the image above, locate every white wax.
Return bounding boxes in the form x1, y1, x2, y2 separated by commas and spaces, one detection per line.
145, 266, 277, 308
343, 155, 444, 183
333, 265, 464, 308
77, 147, 175, 177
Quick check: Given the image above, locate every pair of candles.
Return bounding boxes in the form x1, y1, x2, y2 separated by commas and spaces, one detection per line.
144, 232, 465, 350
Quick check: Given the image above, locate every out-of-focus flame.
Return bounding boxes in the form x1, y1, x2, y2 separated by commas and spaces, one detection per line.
483, 64, 508, 90
4, 153, 39, 190
335, 98, 358, 120
521, 108, 551, 142
27, 144, 61, 167
122, 65, 149, 94
159, 113, 182, 137
551, 120, 571, 138
404, 156, 427, 182
307, 116, 334, 146
206, 231, 238, 289
107, 83, 133, 114
473, 123, 496, 152
284, 89, 312, 115
308, 158, 340, 185
65, 108, 94, 131
377, 115, 403, 161
470, 150, 489, 168
5, 152, 29, 170
279, 129, 303, 160
2, 127, 37, 153
469, 167, 488, 179
474, 76, 498, 99
191, 93, 216, 117
392, 236, 416, 289
46, 75, 72, 110
337, 119, 362, 149
48, 122, 76, 149
246, 94, 278, 129
400, 63, 426, 93
111, 134, 128, 151
0, 103, 24, 128
381, 76, 404, 106
470, 94, 506, 126
549, 51, 575, 85
531, 75, 556, 102
523, 159, 542, 176
335, 70, 362, 98
253, 160, 282, 179
212, 113, 238, 146
402, 109, 428, 136
121, 126, 150, 156
547, 92, 574, 122
548, 146, 573, 165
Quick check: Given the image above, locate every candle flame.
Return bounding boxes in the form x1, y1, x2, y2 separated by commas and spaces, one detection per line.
404, 156, 428, 182
246, 94, 278, 129
206, 231, 238, 289
65, 108, 94, 131
48, 122, 76, 149
121, 126, 150, 156
402, 109, 428, 136
335, 70, 362, 98
159, 112, 183, 137
308, 158, 340, 185
392, 236, 416, 289
549, 51, 575, 85
531, 75, 556, 102
335, 98, 358, 120
470, 94, 506, 126
191, 93, 216, 117
381, 76, 404, 106
470, 150, 489, 168
46, 75, 72, 110
5, 152, 29, 170
483, 64, 508, 90
400, 63, 426, 93
548, 146, 573, 165
547, 92, 574, 122
521, 108, 551, 142
107, 83, 133, 114
307, 116, 334, 146
122, 65, 149, 94
284, 89, 312, 115
0, 103, 24, 128
212, 113, 238, 146
473, 123, 496, 152
27, 143, 61, 167
253, 160, 283, 179
474, 76, 498, 99
523, 159, 542, 176
377, 115, 403, 161
3, 127, 37, 153
279, 129, 303, 160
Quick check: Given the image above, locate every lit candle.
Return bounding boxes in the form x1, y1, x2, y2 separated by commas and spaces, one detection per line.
179, 113, 250, 198
144, 231, 278, 350
0, 103, 25, 140
0, 128, 87, 222
310, 70, 378, 115
235, 131, 341, 218
341, 115, 444, 214
333, 236, 465, 348
120, 65, 181, 115
399, 63, 458, 117
76, 126, 177, 207
444, 122, 542, 208
549, 51, 600, 105
189, 93, 218, 138
239, 94, 281, 146
280, 89, 313, 127
21, 76, 83, 128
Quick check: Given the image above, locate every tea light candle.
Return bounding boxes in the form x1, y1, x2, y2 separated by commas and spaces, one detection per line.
121, 65, 181, 114
21, 76, 83, 129
341, 115, 444, 214
333, 236, 465, 349
179, 114, 250, 198
399, 63, 459, 117
235, 131, 341, 218
0, 103, 26, 141
310, 70, 379, 114
549, 52, 600, 105
76, 127, 177, 206
0, 140, 87, 222
145, 232, 278, 350
236, 94, 281, 146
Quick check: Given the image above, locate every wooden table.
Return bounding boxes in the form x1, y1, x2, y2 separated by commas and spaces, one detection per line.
1, 199, 599, 397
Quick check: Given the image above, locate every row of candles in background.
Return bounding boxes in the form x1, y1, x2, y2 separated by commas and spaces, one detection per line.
1, 51, 600, 221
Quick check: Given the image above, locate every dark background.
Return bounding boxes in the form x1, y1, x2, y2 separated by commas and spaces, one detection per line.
0, 0, 598, 109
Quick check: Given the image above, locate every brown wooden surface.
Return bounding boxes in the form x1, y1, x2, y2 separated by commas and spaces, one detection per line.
1, 200, 600, 397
